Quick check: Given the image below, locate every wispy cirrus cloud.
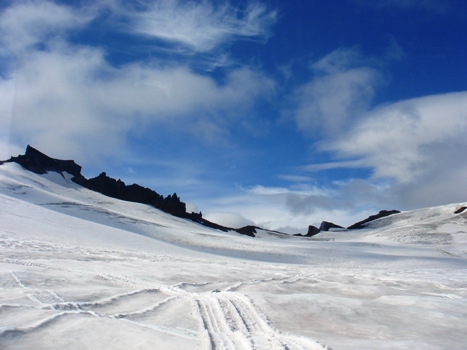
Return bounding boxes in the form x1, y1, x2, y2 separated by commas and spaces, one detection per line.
118, 0, 277, 53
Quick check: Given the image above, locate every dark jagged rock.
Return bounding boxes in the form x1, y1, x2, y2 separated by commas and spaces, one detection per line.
294, 225, 320, 237
294, 221, 344, 237
2, 145, 83, 178
347, 209, 400, 229
182, 216, 256, 237
454, 206, 467, 214
1, 145, 261, 237
319, 221, 344, 232
2, 146, 187, 220
307, 225, 320, 236
77, 173, 256, 236
191, 216, 229, 232
75, 172, 187, 218
235, 225, 257, 237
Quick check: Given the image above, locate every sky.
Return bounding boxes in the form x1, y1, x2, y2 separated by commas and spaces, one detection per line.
1, 0, 467, 233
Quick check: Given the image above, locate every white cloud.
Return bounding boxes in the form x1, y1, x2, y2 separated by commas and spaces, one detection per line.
0, 1, 94, 54
0, 49, 16, 159
302, 159, 369, 172
201, 184, 384, 233
120, 0, 277, 52
0, 0, 275, 163
203, 211, 253, 229
394, 164, 467, 209
6, 46, 273, 160
291, 48, 467, 213
277, 174, 313, 183
325, 91, 467, 183
291, 90, 467, 211
292, 49, 381, 135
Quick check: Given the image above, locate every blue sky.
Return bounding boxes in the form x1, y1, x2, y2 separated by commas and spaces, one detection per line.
1, 0, 467, 232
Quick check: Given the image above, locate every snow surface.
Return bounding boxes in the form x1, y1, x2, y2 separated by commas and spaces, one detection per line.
1, 162, 466, 349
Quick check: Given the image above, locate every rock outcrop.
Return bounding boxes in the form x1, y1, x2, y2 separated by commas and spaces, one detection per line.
295, 221, 343, 237
235, 225, 257, 237
454, 206, 467, 214
319, 221, 344, 232
294, 226, 316, 237
2, 145, 82, 178
304, 225, 320, 237
347, 210, 400, 229
74, 172, 187, 218
1, 145, 257, 236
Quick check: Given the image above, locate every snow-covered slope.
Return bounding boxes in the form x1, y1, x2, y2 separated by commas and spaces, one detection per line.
1, 163, 466, 350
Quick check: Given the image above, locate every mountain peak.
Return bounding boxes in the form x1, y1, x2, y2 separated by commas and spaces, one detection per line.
2, 145, 83, 178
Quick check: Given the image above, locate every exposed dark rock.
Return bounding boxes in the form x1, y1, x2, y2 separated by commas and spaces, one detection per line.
2, 145, 83, 178
2, 146, 188, 221
1, 145, 261, 237
235, 225, 257, 237
77, 172, 256, 236
294, 221, 344, 237
192, 216, 230, 232
294, 225, 320, 237
454, 206, 467, 214
74, 172, 187, 218
319, 221, 344, 232
347, 210, 400, 229
307, 225, 320, 236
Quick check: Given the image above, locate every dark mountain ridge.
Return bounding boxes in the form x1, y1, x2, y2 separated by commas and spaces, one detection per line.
1, 145, 400, 237
1, 145, 256, 236
347, 210, 401, 229
3, 145, 82, 178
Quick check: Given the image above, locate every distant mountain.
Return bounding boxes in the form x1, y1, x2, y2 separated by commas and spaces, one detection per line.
0, 145, 403, 237
1, 145, 257, 236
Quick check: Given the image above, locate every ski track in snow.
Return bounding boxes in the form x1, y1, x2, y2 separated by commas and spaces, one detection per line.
0, 253, 326, 350
0, 232, 328, 350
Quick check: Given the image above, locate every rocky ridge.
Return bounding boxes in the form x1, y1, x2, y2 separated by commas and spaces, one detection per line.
1, 146, 256, 236
1, 145, 401, 237
347, 210, 401, 230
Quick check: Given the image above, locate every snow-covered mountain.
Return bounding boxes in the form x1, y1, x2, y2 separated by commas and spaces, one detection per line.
1, 162, 466, 350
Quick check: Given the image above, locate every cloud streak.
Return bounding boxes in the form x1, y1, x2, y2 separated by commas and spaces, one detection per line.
117, 0, 277, 52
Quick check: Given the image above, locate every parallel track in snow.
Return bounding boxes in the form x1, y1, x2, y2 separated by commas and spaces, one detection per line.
0, 255, 326, 350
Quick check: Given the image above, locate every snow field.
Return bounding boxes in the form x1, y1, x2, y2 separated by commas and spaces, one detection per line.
1, 163, 466, 349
